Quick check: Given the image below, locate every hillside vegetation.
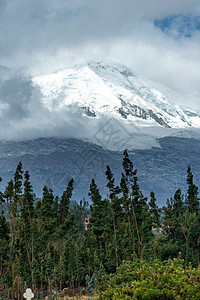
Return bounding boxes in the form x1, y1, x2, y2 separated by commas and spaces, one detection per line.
0, 150, 200, 299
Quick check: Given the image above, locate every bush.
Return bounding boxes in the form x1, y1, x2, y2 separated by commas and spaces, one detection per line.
98, 259, 200, 299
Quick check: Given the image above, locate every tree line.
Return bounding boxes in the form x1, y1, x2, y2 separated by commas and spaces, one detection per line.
0, 150, 200, 299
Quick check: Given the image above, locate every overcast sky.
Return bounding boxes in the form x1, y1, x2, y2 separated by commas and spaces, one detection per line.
0, 0, 200, 93
0, 0, 200, 141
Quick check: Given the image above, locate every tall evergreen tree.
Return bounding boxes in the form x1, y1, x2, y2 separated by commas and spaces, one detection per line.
121, 150, 153, 258
0, 211, 10, 282
13, 161, 23, 216
149, 191, 160, 228
22, 171, 34, 225
57, 178, 74, 289
121, 150, 141, 256
173, 189, 184, 218
120, 172, 133, 257
186, 166, 199, 214
40, 186, 55, 232
20, 171, 35, 287
88, 179, 104, 264
59, 178, 74, 227
106, 166, 123, 268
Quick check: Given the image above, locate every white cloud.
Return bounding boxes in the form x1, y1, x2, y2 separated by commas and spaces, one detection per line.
0, 0, 199, 100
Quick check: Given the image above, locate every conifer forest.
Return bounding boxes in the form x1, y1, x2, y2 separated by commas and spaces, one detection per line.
1, 150, 200, 299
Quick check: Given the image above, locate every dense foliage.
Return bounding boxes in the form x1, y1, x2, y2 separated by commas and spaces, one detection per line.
0, 151, 200, 299
98, 259, 200, 299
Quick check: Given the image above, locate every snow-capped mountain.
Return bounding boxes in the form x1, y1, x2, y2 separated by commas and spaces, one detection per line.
0, 62, 200, 206
33, 62, 200, 129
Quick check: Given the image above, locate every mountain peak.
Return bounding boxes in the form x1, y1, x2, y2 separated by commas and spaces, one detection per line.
33, 61, 200, 129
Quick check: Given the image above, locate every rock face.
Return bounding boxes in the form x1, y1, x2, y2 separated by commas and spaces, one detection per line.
0, 136, 199, 206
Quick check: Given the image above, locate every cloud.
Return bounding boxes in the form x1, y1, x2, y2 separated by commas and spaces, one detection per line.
0, 0, 199, 107
0, 68, 91, 140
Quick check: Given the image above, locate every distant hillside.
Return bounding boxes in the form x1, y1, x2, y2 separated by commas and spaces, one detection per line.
0, 136, 199, 206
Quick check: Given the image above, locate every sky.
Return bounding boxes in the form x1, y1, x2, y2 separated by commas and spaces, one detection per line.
0, 0, 200, 92
0, 0, 200, 140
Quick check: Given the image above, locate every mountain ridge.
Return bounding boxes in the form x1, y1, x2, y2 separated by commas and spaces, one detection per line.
33, 61, 200, 131
0, 136, 199, 206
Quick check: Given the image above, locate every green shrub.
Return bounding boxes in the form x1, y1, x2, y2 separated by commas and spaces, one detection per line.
98, 259, 200, 299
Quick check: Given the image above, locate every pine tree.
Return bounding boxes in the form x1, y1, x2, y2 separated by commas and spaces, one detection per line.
120, 172, 133, 257
122, 150, 153, 258
173, 189, 184, 218
88, 179, 104, 263
59, 178, 74, 227
163, 198, 174, 238
186, 166, 199, 214
13, 161, 23, 216
149, 191, 160, 228
40, 186, 55, 233
0, 211, 10, 279
0, 176, 3, 205
74, 198, 89, 233
57, 178, 74, 289
22, 171, 34, 225
105, 166, 122, 268
162, 190, 186, 262
4, 180, 15, 251
20, 170, 35, 287
53, 195, 59, 228
35, 186, 57, 293
186, 213, 200, 265
121, 150, 141, 256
